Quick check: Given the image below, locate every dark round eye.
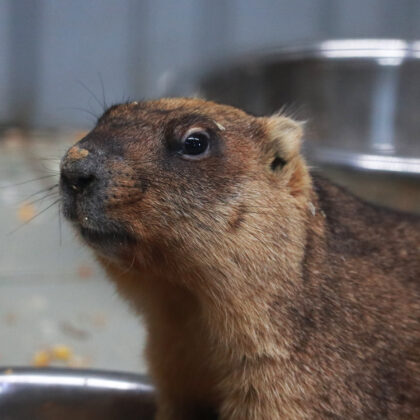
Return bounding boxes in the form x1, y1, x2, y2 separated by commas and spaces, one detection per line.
182, 132, 209, 156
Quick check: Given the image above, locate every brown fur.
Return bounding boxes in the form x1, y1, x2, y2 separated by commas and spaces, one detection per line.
60, 98, 420, 419
67, 145, 89, 160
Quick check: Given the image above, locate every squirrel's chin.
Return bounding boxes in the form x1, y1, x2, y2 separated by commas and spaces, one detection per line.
77, 225, 136, 257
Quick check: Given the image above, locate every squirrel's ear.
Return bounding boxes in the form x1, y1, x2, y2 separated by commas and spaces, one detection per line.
260, 115, 304, 170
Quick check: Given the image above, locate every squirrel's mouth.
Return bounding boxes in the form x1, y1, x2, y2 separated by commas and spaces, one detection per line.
79, 225, 136, 248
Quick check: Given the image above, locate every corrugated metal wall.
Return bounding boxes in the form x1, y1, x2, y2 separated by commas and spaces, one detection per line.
1, 0, 420, 128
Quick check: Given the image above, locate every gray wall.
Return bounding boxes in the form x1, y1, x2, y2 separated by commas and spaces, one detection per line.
0, 0, 11, 124
1, 0, 420, 128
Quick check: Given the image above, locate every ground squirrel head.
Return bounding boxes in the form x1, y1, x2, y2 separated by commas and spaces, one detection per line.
60, 98, 310, 269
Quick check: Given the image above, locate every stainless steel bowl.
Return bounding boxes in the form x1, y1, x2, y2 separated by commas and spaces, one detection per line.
0, 367, 155, 420
171, 39, 420, 175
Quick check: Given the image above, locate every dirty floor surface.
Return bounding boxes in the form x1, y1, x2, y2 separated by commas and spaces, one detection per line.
0, 129, 146, 373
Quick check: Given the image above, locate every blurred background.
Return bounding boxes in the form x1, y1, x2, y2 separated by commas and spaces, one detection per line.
0, 0, 419, 374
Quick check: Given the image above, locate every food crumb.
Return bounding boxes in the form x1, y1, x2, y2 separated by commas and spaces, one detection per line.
17, 202, 36, 222
77, 264, 94, 279
32, 350, 51, 367
3, 368, 13, 375
31, 345, 88, 368
52, 345, 72, 361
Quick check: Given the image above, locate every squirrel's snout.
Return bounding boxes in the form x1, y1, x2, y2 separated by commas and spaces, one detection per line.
59, 144, 107, 223
60, 146, 98, 195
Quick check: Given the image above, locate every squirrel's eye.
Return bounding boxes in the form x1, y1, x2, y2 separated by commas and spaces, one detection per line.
182, 132, 209, 156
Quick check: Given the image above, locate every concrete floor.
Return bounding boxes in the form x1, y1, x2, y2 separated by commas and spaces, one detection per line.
0, 129, 147, 374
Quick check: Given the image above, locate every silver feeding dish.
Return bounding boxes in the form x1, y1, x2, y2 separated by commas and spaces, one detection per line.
0, 367, 155, 420
181, 39, 420, 175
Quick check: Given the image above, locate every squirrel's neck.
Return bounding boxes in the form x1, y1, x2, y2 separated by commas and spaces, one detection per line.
100, 180, 319, 360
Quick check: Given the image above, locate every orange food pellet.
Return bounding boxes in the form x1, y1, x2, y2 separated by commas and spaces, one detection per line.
52, 345, 72, 361
17, 202, 36, 222
77, 264, 93, 278
32, 350, 51, 367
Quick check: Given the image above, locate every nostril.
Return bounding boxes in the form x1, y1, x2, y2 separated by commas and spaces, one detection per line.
61, 173, 96, 193
74, 174, 95, 191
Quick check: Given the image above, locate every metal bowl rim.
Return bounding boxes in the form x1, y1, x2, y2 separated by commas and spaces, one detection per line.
0, 366, 154, 393
242, 39, 420, 62
199, 39, 420, 76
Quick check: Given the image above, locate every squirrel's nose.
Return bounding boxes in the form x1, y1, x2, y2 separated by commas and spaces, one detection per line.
60, 146, 97, 194
61, 172, 95, 193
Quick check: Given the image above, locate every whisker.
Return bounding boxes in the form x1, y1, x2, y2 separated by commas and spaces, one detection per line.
98, 72, 108, 111
26, 190, 60, 206
9, 198, 61, 234
109, 178, 278, 209
108, 179, 285, 215
37, 157, 61, 162
0, 174, 56, 188
38, 167, 60, 176
23, 183, 59, 202
76, 79, 104, 111
58, 105, 99, 120
117, 254, 137, 278
58, 201, 63, 246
